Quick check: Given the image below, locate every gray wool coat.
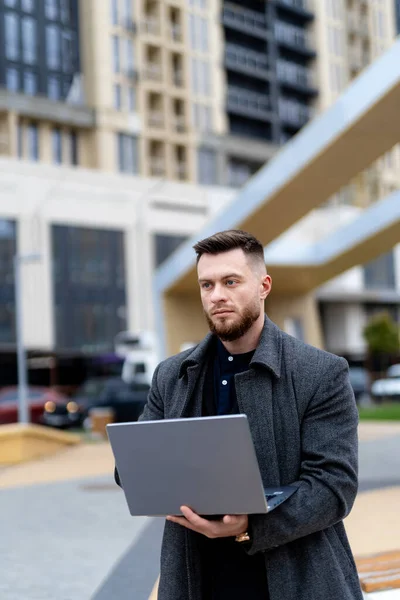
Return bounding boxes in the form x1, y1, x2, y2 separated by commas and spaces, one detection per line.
139, 316, 363, 600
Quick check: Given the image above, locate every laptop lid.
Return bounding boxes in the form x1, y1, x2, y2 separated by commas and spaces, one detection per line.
107, 414, 269, 517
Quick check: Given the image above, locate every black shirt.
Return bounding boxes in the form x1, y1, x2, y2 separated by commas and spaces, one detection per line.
200, 339, 269, 600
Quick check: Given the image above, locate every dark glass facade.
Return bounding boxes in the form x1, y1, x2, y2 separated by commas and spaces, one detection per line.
0, 219, 17, 345
364, 251, 396, 291
52, 225, 127, 352
154, 233, 188, 267
0, 0, 80, 101
222, 0, 317, 145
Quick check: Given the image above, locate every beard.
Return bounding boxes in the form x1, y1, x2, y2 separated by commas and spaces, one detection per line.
205, 301, 261, 342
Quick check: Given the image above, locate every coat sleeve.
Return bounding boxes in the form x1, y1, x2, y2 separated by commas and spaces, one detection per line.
246, 357, 359, 555
114, 363, 165, 488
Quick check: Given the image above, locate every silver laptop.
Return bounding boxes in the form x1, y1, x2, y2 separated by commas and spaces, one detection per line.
107, 414, 296, 517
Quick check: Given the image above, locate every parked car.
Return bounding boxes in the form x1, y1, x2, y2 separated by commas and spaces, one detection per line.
371, 364, 400, 403
42, 377, 149, 429
348, 366, 370, 405
0, 386, 67, 425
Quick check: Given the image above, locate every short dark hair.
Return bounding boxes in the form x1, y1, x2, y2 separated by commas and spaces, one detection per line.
193, 229, 265, 269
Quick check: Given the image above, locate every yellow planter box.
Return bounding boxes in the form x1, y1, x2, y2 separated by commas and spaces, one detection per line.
0, 423, 81, 465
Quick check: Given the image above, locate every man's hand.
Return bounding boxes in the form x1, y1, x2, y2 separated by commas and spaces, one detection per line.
166, 506, 248, 539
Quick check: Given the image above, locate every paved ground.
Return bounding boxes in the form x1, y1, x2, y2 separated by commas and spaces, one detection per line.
0, 422, 399, 600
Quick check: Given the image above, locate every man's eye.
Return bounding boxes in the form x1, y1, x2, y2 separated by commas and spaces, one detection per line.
226, 280, 236, 285
202, 283, 211, 289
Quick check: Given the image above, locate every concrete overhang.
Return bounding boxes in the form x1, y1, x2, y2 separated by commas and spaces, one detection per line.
263, 192, 400, 293
0, 89, 95, 129
155, 38, 400, 297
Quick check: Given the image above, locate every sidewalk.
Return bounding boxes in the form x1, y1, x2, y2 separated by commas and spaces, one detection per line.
1, 422, 399, 600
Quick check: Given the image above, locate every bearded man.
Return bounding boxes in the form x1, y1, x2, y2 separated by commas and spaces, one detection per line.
116, 229, 363, 600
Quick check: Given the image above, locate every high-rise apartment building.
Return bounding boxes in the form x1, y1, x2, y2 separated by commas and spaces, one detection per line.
0, 0, 320, 186
315, 0, 399, 208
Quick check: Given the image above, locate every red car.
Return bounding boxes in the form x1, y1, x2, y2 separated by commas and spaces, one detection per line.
0, 386, 67, 425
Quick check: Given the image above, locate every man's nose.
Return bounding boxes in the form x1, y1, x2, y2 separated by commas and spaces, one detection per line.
210, 284, 227, 303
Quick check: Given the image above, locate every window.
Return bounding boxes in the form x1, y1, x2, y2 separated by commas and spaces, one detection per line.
22, 0, 35, 12
112, 36, 120, 73
69, 131, 78, 165
46, 25, 60, 69
364, 251, 396, 290
60, 0, 72, 23
192, 103, 212, 132
124, 0, 133, 21
191, 58, 210, 95
17, 124, 23, 158
22, 17, 37, 64
4, 0, 18, 6
197, 148, 216, 185
189, 15, 209, 52
114, 83, 122, 110
52, 128, 62, 164
62, 32, 75, 72
128, 86, 136, 111
111, 0, 118, 25
45, 0, 58, 20
6, 67, 19, 92
117, 133, 138, 173
126, 38, 134, 71
284, 318, 305, 342
24, 70, 37, 95
154, 234, 188, 267
27, 124, 39, 161
48, 75, 60, 100
5, 12, 20, 61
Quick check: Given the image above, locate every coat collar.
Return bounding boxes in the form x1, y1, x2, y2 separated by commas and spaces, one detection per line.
178, 315, 282, 379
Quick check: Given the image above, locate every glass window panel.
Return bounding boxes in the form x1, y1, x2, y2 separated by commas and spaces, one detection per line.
197, 148, 216, 184
128, 86, 136, 111
6, 67, 19, 92
60, 0, 71, 23
48, 75, 60, 100
22, 17, 37, 64
112, 36, 120, 73
111, 0, 118, 25
5, 12, 20, 61
126, 38, 134, 70
117, 133, 138, 173
27, 123, 39, 160
46, 25, 60, 69
69, 131, 78, 165
124, 0, 133, 20
52, 128, 62, 163
200, 17, 208, 52
22, 0, 35, 12
62, 32, 74, 72
45, 0, 58, 20
17, 123, 23, 157
154, 234, 188, 267
24, 70, 37, 95
114, 83, 122, 109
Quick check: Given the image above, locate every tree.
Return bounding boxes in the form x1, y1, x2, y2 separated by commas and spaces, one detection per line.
363, 312, 400, 373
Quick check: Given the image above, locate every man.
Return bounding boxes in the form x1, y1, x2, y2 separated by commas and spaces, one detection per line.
117, 229, 363, 600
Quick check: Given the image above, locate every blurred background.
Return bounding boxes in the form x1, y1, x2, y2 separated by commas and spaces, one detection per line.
0, 0, 399, 430
0, 2, 400, 598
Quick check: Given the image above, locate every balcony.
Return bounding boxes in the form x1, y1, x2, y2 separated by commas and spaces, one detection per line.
222, 3, 268, 39
227, 86, 272, 121
150, 157, 166, 177
143, 63, 163, 82
225, 44, 270, 80
142, 17, 161, 36
276, 60, 317, 93
148, 111, 164, 128
278, 98, 313, 127
275, 0, 314, 20
347, 12, 369, 38
170, 23, 183, 43
173, 115, 186, 133
274, 22, 315, 56
175, 161, 187, 180
172, 69, 184, 88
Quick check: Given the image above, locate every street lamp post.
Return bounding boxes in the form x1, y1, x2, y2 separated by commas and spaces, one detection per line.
14, 253, 41, 424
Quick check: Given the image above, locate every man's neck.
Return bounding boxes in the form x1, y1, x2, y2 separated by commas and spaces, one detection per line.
220, 314, 265, 355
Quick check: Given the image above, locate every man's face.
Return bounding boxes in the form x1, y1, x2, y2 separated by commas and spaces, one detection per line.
197, 248, 271, 342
